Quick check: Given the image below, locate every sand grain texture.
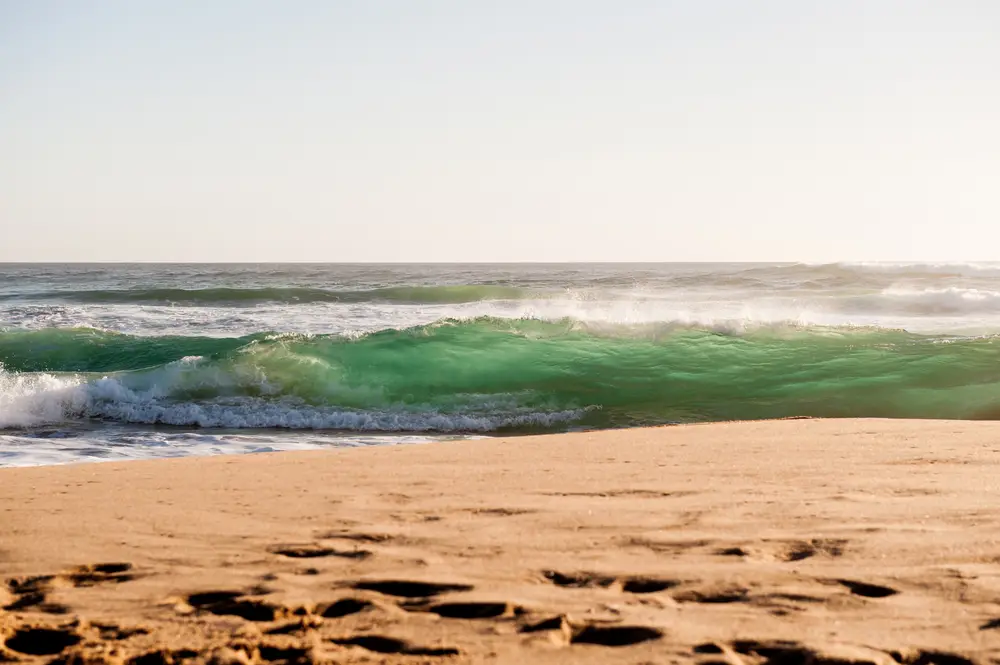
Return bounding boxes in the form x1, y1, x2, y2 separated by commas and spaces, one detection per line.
2, 419, 1000, 663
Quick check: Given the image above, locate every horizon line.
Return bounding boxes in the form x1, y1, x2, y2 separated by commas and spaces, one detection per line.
1, 260, 993, 266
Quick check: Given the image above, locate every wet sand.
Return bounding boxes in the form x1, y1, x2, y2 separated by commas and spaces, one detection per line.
1, 418, 1000, 663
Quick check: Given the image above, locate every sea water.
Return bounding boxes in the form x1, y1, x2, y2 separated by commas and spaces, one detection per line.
3, 262, 1000, 466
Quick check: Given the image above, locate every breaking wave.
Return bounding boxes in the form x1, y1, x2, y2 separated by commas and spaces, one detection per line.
5, 318, 1000, 431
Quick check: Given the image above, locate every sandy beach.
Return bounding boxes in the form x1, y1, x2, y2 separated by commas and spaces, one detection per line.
2, 418, 1000, 664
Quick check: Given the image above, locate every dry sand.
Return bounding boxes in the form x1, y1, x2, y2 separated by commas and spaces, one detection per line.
1, 418, 1000, 664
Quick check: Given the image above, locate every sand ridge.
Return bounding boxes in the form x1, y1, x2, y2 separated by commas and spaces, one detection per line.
1, 418, 1000, 663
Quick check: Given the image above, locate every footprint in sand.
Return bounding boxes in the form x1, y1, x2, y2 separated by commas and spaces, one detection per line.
716, 538, 848, 562
834, 578, 899, 598
331, 635, 459, 657
269, 543, 372, 560
542, 570, 616, 589
542, 569, 680, 594
3, 627, 82, 657
316, 597, 377, 618
707, 640, 976, 665
184, 589, 300, 622
350, 580, 473, 598
4, 562, 136, 615
571, 624, 664, 647
413, 601, 522, 619
518, 614, 664, 648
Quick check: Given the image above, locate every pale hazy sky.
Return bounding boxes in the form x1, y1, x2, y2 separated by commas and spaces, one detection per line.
1, 1, 997, 262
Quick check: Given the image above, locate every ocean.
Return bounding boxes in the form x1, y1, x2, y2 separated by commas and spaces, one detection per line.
2, 262, 1000, 467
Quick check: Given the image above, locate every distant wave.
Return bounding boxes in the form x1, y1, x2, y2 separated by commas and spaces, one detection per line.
875, 287, 1000, 314
0, 285, 538, 306
5, 263, 1000, 308
833, 261, 1000, 276
4, 318, 1000, 431
827, 286, 1000, 317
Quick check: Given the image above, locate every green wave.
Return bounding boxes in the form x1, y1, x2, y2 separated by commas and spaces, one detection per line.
4, 318, 1000, 428
0, 327, 258, 372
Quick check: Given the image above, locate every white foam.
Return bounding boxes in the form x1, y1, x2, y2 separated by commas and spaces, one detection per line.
85, 399, 587, 431
8, 283, 1000, 339
0, 365, 588, 432
0, 367, 89, 428
0, 428, 454, 467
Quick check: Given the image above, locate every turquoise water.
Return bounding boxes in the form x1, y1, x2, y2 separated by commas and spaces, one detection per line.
3, 262, 1000, 465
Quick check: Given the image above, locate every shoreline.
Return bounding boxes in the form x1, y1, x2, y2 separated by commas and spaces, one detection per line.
2, 418, 999, 663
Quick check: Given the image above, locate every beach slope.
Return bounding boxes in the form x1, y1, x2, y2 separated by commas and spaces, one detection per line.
1, 419, 999, 663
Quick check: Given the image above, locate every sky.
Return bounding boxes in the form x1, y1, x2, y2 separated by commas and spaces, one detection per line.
1, 1, 998, 262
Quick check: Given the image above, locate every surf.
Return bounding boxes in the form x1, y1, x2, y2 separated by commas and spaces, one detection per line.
4, 317, 1000, 431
